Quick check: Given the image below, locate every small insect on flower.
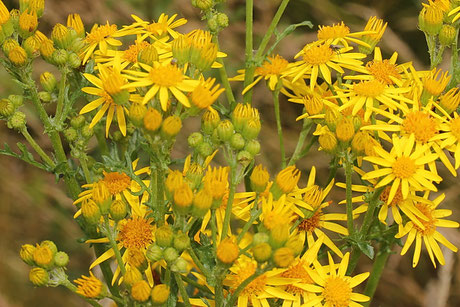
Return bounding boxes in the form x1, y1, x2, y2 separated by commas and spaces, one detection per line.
329, 44, 343, 55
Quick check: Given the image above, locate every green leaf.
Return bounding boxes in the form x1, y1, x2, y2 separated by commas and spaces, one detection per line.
266, 20, 313, 56
357, 241, 375, 259
0, 142, 50, 171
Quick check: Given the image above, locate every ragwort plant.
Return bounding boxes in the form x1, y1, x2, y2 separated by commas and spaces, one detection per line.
2, 0, 460, 306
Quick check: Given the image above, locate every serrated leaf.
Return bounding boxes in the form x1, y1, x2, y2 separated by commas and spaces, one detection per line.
357, 242, 375, 259
266, 20, 313, 55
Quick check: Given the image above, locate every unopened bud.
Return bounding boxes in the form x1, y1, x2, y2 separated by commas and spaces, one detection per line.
252, 243, 272, 263
54, 251, 69, 267
29, 267, 49, 286
40, 72, 57, 92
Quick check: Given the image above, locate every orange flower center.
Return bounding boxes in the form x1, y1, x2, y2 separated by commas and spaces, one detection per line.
103, 171, 131, 195
255, 55, 288, 76
413, 203, 436, 236
401, 111, 438, 143
392, 156, 416, 179
322, 276, 352, 307
303, 43, 334, 65
123, 41, 150, 63
118, 217, 154, 249
281, 261, 313, 294
379, 186, 403, 207
366, 60, 400, 85
149, 64, 184, 87
298, 211, 322, 233
353, 80, 385, 97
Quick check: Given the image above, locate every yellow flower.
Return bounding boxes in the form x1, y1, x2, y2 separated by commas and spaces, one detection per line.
396, 192, 459, 267
300, 253, 370, 307
230, 55, 290, 93
82, 22, 123, 64
448, 4, 460, 23
358, 16, 387, 54
80, 59, 132, 136
286, 42, 366, 90
123, 62, 199, 111
317, 21, 374, 48
431, 110, 460, 169
119, 13, 187, 40
74, 272, 104, 298
190, 77, 224, 109
362, 134, 442, 204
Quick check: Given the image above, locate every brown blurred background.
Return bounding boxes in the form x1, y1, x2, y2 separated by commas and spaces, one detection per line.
0, 0, 459, 306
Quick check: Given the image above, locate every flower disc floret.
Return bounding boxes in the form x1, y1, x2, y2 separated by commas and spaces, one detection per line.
366, 59, 400, 85
353, 80, 385, 97
401, 111, 438, 143
303, 43, 334, 65
118, 217, 154, 249
322, 276, 352, 307
103, 171, 131, 195
392, 156, 416, 179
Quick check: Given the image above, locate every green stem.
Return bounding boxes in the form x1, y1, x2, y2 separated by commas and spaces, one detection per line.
20, 127, 56, 168
174, 272, 191, 307
104, 218, 126, 276
55, 69, 68, 125
447, 28, 460, 91
188, 247, 210, 277
221, 164, 237, 239
215, 277, 224, 307
344, 153, 354, 235
254, 0, 290, 59
211, 209, 218, 253
243, 0, 254, 104
288, 118, 312, 166
362, 249, 391, 307
273, 83, 286, 168
80, 155, 92, 183
214, 38, 236, 110
237, 207, 261, 243
95, 128, 109, 156
180, 274, 214, 296
226, 268, 264, 306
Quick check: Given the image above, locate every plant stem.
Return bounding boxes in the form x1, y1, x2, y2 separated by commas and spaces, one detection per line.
221, 164, 237, 239
211, 209, 218, 253
362, 249, 391, 307
237, 207, 261, 243
447, 28, 460, 91
288, 118, 312, 166
273, 83, 286, 168
243, 0, 254, 104
104, 218, 126, 276
188, 247, 210, 277
226, 268, 264, 306
180, 274, 214, 296
20, 127, 56, 168
344, 153, 354, 236
214, 38, 236, 110
55, 69, 68, 125
80, 155, 92, 183
174, 272, 191, 307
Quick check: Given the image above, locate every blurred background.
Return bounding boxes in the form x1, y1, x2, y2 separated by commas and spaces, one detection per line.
0, 0, 459, 306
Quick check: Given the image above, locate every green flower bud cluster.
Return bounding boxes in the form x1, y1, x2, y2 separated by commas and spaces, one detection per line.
20, 240, 70, 287
0, 95, 27, 131
66, 115, 94, 158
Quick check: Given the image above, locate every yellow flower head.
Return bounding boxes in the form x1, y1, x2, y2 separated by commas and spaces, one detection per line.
190, 77, 224, 109
74, 272, 104, 298
0, 0, 10, 25
118, 216, 154, 249
359, 16, 387, 54
82, 22, 122, 64
67, 13, 85, 37
422, 68, 451, 97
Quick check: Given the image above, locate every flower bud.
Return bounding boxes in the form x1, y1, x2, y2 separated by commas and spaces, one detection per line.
336, 117, 354, 142
324, 107, 339, 131
439, 24, 456, 46
192, 187, 213, 217
161, 115, 182, 139
163, 247, 179, 263
252, 232, 269, 245
230, 133, 245, 150
250, 164, 269, 193
51, 23, 71, 49
81, 200, 101, 225
207, 16, 219, 33
285, 235, 303, 256
143, 108, 162, 132
173, 232, 190, 252
8, 46, 27, 66
40, 240, 58, 255
129, 102, 147, 127
155, 225, 174, 247
351, 131, 368, 155
127, 248, 147, 270
0, 98, 14, 117
319, 130, 337, 153
7, 111, 26, 131
151, 284, 170, 305
269, 225, 288, 249
165, 170, 184, 195
29, 267, 49, 286
40, 38, 55, 62
131, 280, 151, 302
18, 10, 37, 39
20, 244, 36, 265
29, 0, 45, 18
173, 183, 193, 214
81, 124, 94, 139
123, 266, 143, 287
172, 34, 190, 65
271, 166, 301, 199
2, 38, 19, 56
70, 115, 86, 129
40, 72, 57, 92
137, 44, 159, 65
273, 247, 294, 268
193, 0, 213, 10
197, 141, 213, 157
244, 139, 260, 156
216, 119, 234, 142
67, 14, 85, 38
52, 49, 68, 65
54, 251, 69, 267
188, 132, 204, 148
146, 244, 163, 262
64, 127, 78, 142
419, 5, 443, 36
237, 150, 253, 166
171, 257, 188, 273
67, 51, 81, 68
109, 199, 127, 221
216, 13, 229, 29
217, 237, 239, 264
38, 91, 51, 103
23, 35, 40, 56
33, 245, 54, 269
201, 107, 220, 134
252, 243, 272, 263
8, 94, 24, 107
